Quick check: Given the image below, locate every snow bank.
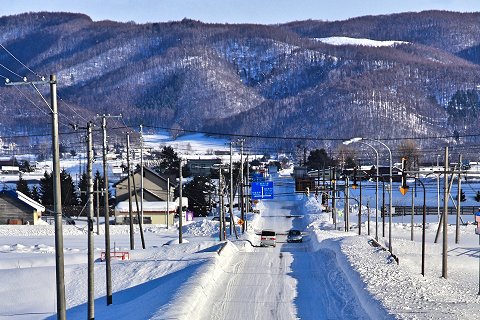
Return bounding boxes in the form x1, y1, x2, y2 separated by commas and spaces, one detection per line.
156, 241, 238, 319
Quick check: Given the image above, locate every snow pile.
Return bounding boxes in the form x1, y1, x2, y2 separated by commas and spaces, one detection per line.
303, 199, 480, 319
183, 218, 220, 237
156, 241, 238, 319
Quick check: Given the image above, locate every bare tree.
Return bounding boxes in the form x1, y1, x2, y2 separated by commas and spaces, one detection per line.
397, 140, 421, 171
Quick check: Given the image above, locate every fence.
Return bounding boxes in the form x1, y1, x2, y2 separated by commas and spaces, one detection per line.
392, 206, 479, 216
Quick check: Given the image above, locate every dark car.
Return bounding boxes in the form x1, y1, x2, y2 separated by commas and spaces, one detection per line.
287, 229, 302, 243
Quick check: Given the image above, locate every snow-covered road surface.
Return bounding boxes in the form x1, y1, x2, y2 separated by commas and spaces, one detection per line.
201, 197, 370, 319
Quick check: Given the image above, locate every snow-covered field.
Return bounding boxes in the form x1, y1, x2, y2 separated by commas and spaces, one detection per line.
1, 170, 480, 319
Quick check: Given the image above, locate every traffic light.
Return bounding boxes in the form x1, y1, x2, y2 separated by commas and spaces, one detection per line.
322, 193, 327, 205
352, 166, 358, 190
399, 158, 409, 195
305, 187, 309, 197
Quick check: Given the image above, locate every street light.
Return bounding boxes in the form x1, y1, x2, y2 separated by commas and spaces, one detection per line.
344, 140, 380, 241
344, 137, 393, 253
400, 158, 427, 276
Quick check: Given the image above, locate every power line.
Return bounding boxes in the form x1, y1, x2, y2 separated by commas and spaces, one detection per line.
0, 42, 42, 80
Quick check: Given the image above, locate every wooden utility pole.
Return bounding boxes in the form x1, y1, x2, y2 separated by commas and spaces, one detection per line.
443, 147, 449, 279
7, 75, 66, 319
230, 142, 234, 235
86, 122, 95, 320
97, 113, 121, 306
127, 133, 134, 250
179, 159, 183, 243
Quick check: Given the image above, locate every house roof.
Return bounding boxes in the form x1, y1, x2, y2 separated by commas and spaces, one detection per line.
0, 189, 45, 212
112, 166, 177, 187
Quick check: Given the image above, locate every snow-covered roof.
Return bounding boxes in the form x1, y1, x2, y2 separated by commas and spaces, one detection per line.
0, 190, 45, 213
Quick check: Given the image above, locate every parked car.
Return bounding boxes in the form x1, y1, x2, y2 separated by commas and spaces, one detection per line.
212, 215, 234, 222
287, 229, 303, 243
260, 229, 276, 247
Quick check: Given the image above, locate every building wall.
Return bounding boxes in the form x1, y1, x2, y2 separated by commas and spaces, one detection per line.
187, 159, 221, 177
0, 194, 35, 225
115, 169, 171, 203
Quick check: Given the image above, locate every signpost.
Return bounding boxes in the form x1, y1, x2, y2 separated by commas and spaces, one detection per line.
251, 182, 274, 200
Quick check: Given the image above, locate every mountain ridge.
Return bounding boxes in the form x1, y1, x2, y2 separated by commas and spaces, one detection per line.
1, 11, 480, 158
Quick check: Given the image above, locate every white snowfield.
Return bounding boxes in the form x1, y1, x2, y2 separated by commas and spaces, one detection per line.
1, 174, 480, 319
317, 36, 406, 47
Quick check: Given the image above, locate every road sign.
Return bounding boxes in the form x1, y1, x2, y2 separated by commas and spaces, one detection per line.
251, 181, 274, 199
237, 219, 244, 225
252, 173, 264, 182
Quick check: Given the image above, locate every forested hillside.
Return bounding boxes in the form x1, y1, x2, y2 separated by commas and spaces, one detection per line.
2, 11, 480, 156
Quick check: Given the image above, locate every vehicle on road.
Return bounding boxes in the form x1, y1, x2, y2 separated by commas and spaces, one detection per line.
287, 229, 303, 243
260, 229, 276, 247
212, 215, 235, 222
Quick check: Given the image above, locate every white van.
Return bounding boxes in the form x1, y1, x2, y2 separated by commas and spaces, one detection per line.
260, 230, 276, 247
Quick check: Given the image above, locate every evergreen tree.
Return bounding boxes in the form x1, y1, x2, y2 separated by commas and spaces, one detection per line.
183, 176, 215, 216
307, 149, 334, 170
39, 171, 54, 205
60, 169, 78, 206
475, 191, 480, 202
78, 173, 88, 206
154, 146, 180, 176
16, 173, 32, 198
31, 185, 40, 203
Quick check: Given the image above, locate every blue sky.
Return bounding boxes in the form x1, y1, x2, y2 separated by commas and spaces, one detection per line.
4, 0, 480, 24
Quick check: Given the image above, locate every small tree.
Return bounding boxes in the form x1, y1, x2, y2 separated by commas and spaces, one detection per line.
60, 169, 78, 206
31, 185, 41, 203
16, 173, 32, 198
475, 191, 480, 202
39, 171, 54, 205
183, 176, 215, 216
397, 140, 422, 171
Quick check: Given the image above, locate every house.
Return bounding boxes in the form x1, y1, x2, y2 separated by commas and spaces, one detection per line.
186, 158, 222, 177
115, 197, 188, 225
113, 166, 179, 225
114, 166, 176, 203
0, 190, 45, 225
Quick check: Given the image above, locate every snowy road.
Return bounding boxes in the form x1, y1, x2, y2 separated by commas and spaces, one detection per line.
203, 198, 370, 319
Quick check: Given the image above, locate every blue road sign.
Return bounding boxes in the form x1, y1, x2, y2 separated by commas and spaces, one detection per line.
251, 182, 274, 199
252, 173, 264, 182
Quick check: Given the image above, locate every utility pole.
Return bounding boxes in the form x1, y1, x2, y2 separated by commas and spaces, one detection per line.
179, 159, 183, 243
229, 142, 234, 235
6, 75, 66, 319
140, 125, 144, 232
443, 147, 449, 279
238, 139, 245, 232
96, 179, 100, 235
345, 176, 349, 232
131, 166, 146, 249
332, 168, 337, 230
245, 153, 249, 231
456, 154, 462, 244
219, 167, 224, 241
359, 178, 362, 235
167, 178, 170, 229
96, 114, 120, 306
86, 122, 95, 320
127, 133, 134, 250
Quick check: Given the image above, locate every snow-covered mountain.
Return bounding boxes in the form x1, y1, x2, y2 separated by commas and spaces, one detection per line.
1, 11, 480, 155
